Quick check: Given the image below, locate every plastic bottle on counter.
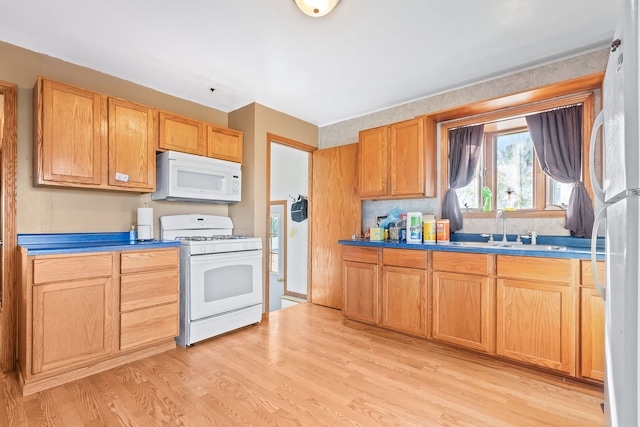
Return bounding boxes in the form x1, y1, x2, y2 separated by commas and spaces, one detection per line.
129, 225, 137, 243
406, 212, 423, 244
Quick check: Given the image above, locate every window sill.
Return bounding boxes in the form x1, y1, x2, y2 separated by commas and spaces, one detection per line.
462, 209, 566, 219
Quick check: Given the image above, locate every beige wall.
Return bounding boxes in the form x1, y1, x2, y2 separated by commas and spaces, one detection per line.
229, 103, 317, 238
228, 103, 318, 307
0, 41, 234, 235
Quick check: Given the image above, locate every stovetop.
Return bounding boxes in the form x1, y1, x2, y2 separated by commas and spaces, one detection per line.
160, 214, 262, 255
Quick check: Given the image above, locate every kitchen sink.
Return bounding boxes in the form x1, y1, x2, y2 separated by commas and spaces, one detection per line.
448, 241, 506, 247
499, 244, 568, 251
448, 241, 568, 251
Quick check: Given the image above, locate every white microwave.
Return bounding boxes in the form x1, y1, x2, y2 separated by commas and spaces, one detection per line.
152, 151, 241, 203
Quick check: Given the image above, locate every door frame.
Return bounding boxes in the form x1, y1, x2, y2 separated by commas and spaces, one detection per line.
0, 80, 18, 372
265, 133, 315, 314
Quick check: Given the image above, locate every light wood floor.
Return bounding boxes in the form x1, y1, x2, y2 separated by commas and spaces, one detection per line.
1, 303, 604, 426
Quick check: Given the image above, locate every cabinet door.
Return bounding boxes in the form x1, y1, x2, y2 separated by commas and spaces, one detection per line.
432, 271, 494, 353
158, 111, 206, 155
207, 124, 243, 163
32, 277, 113, 374
343, 261, 378, 324
496, 278, 575, 375
381, 266, 426, 336
108, 98, 155, 190
36, 78, 106, 186
358, 126, 388, 197
580, 287, 605, 381
389, 118, 424, 196
580, 260, 605, 381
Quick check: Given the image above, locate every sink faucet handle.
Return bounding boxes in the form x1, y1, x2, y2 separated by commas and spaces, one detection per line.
480, 233, 494, 242
520, 231, 538, 245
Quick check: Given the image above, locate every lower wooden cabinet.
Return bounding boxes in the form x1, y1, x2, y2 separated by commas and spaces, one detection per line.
18, 246, 179, 395
343, 261, 379, 324
496, 278, 575, 374
119, 250, 179, 350
381, 266, 426, 336
32, 276, 114, 375
579, 260, 605, 381
496, 256, 576, 375
432, 271, 493, 353
340, 246, 603, 382
580, 287, 605, 381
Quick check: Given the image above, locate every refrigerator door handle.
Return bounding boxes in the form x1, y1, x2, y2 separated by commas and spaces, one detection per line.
589, 110, 605, 202
590, 204, 607, 300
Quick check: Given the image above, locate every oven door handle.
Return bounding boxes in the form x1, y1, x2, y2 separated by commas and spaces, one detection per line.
189, 250, 262, 265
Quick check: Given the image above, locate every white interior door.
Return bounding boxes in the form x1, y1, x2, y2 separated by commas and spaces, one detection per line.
269, 203, 285, 311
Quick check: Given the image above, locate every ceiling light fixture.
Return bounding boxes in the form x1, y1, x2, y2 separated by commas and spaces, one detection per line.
293, 0, 340, 17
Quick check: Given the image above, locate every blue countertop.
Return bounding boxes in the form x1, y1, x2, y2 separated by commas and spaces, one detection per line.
18, 232, 181, 256
339, 233, 605, 261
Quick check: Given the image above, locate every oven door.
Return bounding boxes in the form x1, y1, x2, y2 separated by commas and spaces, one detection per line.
188, 250, 262, 321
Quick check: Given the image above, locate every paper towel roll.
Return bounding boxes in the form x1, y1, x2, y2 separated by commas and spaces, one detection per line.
137, 207, 153, 240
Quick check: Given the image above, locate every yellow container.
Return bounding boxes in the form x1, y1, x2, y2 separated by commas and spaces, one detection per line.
423, 219, 436, 243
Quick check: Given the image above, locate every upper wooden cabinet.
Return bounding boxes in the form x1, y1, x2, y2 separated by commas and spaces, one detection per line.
207, 124, 243, 163
108, 98, 155, 191
158, 111, 206, 156
35, 78, 106, 187
358, 117, 436, 199
358, 125, 388, 197
33, 77, 156, 192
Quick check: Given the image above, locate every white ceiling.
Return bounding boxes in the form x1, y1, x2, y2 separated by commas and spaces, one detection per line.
0, 0, 622, 126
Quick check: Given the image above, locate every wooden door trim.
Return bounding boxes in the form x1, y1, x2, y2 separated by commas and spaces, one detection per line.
0, 80, 18, 372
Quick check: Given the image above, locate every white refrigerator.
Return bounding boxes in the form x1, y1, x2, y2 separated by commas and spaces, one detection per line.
590, 1, 640, 425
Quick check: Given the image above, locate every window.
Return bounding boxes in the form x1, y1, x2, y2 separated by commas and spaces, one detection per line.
269, 213, 280, 274
440, 89, 595, 217
456, 121, 572, 211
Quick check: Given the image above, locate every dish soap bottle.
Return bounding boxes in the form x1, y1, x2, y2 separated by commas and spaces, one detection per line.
129, 225, 137, 243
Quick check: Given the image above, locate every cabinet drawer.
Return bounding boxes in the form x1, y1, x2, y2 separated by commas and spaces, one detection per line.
33, 253, 113, 284
382, 248, 427, 269
120, 269, 178, 312
432, 252, 490, 275
497, 255, 571, 284
120, 303, 178, 351
120, 248, 179, 274
581, 260, 605, 287
342, 246, 378, 264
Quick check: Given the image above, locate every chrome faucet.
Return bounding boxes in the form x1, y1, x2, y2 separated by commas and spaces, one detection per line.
496, 209, 508, 242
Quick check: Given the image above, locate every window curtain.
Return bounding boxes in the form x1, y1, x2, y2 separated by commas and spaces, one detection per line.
441, 124, 484, 232
525, 104, 594, 237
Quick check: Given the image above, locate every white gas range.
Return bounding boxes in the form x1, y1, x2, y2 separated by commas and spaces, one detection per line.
160, 214, 263, 347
